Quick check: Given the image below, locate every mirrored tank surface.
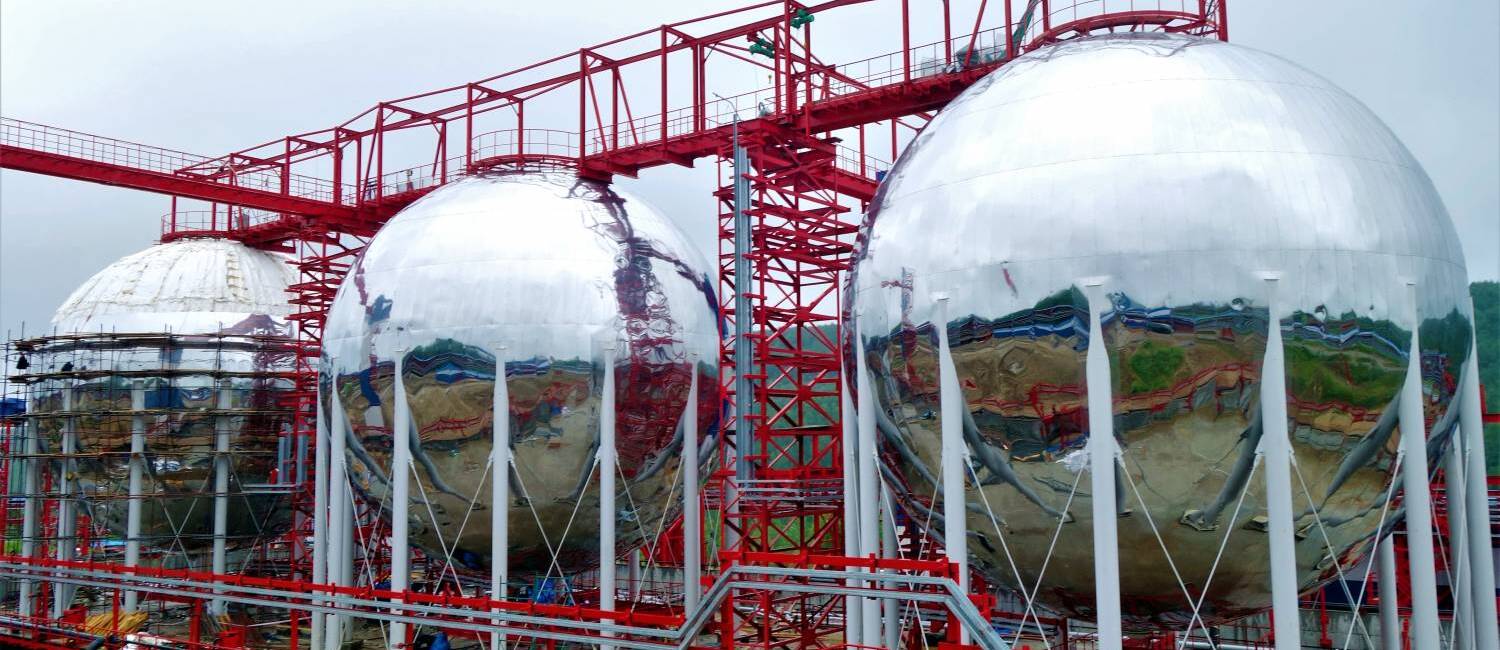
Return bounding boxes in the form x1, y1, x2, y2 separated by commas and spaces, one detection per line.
848, 33, 1472, 628
18, 237, 299, 549
322, 172, 721, 575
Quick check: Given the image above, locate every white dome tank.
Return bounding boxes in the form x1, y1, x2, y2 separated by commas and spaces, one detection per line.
848, 33, 1471, 627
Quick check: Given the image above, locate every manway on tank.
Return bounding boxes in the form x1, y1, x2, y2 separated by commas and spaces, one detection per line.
846, 33, 1472, 628
321, 171, 721, 575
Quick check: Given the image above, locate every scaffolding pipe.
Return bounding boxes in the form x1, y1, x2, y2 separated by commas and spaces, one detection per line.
1083, 281, 1122, 650
840, 365, 862, 645
855, 320, 882, 644
311, 393, 329, 650
1397, 282, 1440, 650
1460, 305, 1500, 650
682, 362, 702, 615
124, 381, 146, 612
492, 348, 511, 650
390, 352, 412, 649
210, 378, 232, 616
601, 345, 618, 650
934, 292, 969, 644
1258, 276, 1299, 650
1378, 534, 1400, 650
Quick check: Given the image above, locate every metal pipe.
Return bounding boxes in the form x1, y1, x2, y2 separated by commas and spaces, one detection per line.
52, 387, 77, 618
855, 320, 882, 643
1445, 422, 1472, 650
18, 416, 38, 618
492, 347, 511, 650
311, 391, 329, 650
326, 389, 350, 650
840, 363, 862, 645
1258, 276, 1299, 650
682, 363, 702, 615
880, 481, 899, 649
1459, 304, 1500, 650
1083, 281, 1122, 650
933, 292, 969, 644
124, 381, 146, 613
1378, 535, 1400, 650
390, 351, 412, 649
731, 119, 753, 485
601, 345, 618, 650
210, 377, 232, 616
1397, 281, 1440, 649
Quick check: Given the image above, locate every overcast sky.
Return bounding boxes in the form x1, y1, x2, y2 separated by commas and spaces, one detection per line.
2, 0, 1497, 342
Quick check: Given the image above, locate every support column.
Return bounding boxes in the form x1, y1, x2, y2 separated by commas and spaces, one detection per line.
325, 390, 351, 650
840, 366, 862, 645
600, 346, 618, 650
1082, 281, 1122, 650
492, 349, 511, 650
682, 362, 702, 616
389, 353, 412, 649
1378, 535, 1401, 650
1446, 430, 1472, 650
1459, 306, 1499, 650
124, 381, 146, 613
1258, 276, 1300, 650
934, 293, 970, 644
311, 394, 329, 650
52, 388, 77, 618
18, 416, 39, 619
210, 378, 232, 616
880, 482, 900, 649
1397, 281, 1440, 650
855, 322, 882, 644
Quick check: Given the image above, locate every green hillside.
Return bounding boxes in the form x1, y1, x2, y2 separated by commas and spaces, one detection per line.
1473, 281, 1499, 474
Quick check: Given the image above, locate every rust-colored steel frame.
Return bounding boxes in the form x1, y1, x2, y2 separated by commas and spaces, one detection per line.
0, 1, 1231, 648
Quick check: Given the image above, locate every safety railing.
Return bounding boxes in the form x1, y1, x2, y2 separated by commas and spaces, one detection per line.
1, 117, 208, 175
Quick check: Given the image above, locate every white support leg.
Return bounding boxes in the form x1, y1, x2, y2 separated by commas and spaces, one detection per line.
840, 368, 862, 645
1259, 276, 1300, 650
389, 353, 412, 649
1082, 281, 1122, 650
311, 394, 329, 650
600, 346, 618, 650
1397, 282, 1440, 650
934, 293, 970, 644
1459, 307, 1499, 650
1378, 535, 1401, 650
855, 322, 882, 644
18, 416, 39, 619
52, 389, 77, 618
492, 350, 511, 650
682, 363, 702, 617
1446, 426, 1472, 650
326, 390, 350, 650
880, 482, 900, 649
211, 378, 232, 616
124, 381, 146, 613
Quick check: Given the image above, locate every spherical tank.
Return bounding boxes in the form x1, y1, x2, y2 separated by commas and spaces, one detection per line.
28, 237, 298, 549
848, 33, 1472, 628
322, 172, 721, 575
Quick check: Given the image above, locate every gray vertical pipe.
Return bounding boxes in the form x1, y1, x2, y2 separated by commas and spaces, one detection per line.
934, 293, 970, 644
492, 346, 511, 650
682, 362, 702, 615
210, 378, 232, 615
1459, 305, 1499, 650
1397, 282, 1440, 649
600, 346, 618, 650
52, 388, 77, 618
124, 381, 146, 613
1082, 281, 1122, 650
389, 353, 412, 649
732, 119, 753, 485
1378, 535, 1401, 650
1259, 276, 1300, 650
855, 321, 882, 644
325, 390, 350, 650
1445, 429, 1472, 650
311, 394, 329, 650
880, 482, 899, 649
840, 364, 862, 645
18, 416, 38, 618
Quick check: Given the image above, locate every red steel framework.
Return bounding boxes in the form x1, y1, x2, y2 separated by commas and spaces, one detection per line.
0, 1, 1233, 648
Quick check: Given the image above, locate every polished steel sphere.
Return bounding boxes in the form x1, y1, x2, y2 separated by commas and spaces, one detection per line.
32, 238, 297, 548
849, 33, 1472, 627
323, 172, 720, 575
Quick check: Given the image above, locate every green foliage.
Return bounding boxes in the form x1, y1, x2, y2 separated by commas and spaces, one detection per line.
1283, 341, 1405, 409
1127, 340, 1185, 393
1474, 281, 1499, 474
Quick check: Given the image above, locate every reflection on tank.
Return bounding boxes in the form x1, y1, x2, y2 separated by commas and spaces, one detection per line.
323, 172, 721, 578
849, 33, 1473, 628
